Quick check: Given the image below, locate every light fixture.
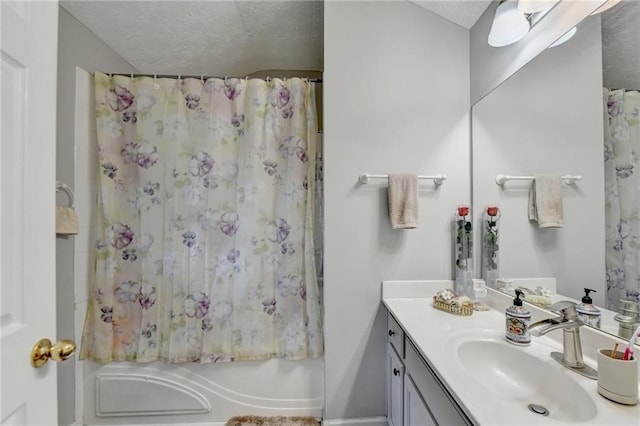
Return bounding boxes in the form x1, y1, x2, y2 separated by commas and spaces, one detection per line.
590, 0, 621, 15
548, 26, 577, 48
518, 0, 559, 14
488, 0, 531, 47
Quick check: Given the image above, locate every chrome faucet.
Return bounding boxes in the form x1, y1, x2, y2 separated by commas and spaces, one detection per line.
529, 301, 598, 380
615, 300, 640, 339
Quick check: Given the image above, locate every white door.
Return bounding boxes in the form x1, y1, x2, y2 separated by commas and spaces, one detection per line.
1, 1, 60, 425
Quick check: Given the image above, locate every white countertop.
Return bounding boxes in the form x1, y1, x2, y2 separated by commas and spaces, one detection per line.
382, 280, 640, 425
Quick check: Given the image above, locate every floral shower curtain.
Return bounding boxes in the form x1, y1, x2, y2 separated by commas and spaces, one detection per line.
80, 72, 323, 363
604, 88, 640, 312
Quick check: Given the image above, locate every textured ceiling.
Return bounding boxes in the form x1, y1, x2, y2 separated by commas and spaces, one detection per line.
60, 0, 324, 76
61, 0, 632, 81
601, 0, 640, 89
60, 0, 492, 76
410, 0, 492, 28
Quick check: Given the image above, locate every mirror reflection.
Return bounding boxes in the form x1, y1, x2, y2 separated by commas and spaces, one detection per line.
472, 1, 640, 340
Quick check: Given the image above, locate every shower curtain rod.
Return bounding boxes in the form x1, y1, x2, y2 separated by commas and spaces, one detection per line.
107, 73, 322, 83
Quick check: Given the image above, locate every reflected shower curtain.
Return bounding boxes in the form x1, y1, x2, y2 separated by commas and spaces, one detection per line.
80, 73, 323, 363
604, 88, 640, 312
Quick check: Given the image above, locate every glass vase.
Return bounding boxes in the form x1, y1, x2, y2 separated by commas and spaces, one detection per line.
482, 206, 500, 289
454, 206, 473, 298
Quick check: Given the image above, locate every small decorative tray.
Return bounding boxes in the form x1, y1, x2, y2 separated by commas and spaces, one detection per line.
433, 299, 473, 316
432, 289, 473, 316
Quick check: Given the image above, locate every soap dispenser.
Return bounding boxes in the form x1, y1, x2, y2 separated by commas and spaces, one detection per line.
576, 288, 601, 328
505, 289, 531, 346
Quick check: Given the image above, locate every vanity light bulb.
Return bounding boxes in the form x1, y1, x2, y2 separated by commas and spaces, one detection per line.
488, 0, 531, 47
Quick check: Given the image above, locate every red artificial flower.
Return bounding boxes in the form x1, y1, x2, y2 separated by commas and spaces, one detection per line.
457, 206, 469, 217
487, 206, 499, 217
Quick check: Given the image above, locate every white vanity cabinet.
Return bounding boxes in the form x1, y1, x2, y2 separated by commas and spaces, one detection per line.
387, 312, 471, 426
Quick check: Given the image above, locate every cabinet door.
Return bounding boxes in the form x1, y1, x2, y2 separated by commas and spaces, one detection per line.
404, 375, 436, 426
388, 346, 404, 426
405, 340, 470, 425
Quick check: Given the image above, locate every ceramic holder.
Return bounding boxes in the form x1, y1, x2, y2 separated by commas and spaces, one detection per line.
597, 349, 638, 405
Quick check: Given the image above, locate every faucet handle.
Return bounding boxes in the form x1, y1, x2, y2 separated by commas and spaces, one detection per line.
548, 301, 579, 320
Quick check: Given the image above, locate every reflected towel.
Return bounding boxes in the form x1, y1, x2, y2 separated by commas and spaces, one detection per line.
56, 206, 79, 235
528, 176, 563, 228
388, 174, 418, 229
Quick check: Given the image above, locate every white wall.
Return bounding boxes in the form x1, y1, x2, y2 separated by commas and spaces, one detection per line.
471, 15, 606, 305
56, 7, 139, 425
323, 1, 470, 422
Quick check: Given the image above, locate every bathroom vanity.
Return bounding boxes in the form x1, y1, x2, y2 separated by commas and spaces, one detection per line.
382, 280, 640, 425
387, 314, 471, 425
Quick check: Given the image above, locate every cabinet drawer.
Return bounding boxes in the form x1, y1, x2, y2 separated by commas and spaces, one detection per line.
387, 313, 404, 358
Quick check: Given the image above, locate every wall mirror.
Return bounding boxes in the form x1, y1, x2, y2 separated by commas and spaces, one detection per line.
472, 0, 640, 341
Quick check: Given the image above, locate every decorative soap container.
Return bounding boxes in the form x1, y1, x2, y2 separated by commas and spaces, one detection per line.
506, 289, 531, 346
576, 288, 601, 328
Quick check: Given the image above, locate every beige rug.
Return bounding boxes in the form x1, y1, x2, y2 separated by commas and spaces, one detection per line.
225, 415, 321, 426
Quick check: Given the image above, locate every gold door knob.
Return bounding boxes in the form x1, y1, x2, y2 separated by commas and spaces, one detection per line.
31, 338, 76, 368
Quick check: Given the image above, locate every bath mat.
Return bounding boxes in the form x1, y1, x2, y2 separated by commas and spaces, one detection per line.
225, 415, 321, 426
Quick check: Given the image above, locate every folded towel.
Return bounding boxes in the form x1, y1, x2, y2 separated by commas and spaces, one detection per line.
528, 176, 563, 228
388, 174, 418, 229
56, 207, 79, 235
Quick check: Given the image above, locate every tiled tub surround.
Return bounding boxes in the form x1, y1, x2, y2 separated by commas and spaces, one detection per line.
382, 280, 640, 425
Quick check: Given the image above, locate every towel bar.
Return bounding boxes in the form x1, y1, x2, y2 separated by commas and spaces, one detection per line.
495, 174, 582, 186
359, 173, 447, 185
56, 181, 74, 208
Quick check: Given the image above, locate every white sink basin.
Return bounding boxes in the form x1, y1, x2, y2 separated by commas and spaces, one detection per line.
448, 330, 597, 423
